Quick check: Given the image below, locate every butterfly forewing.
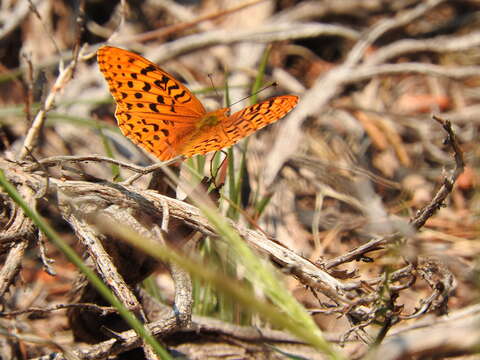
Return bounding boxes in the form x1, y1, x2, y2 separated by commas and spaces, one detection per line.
179, 95, 299, 157
221, 95, 299, 143
98, 46, 209, 160
98, 46, 205, 117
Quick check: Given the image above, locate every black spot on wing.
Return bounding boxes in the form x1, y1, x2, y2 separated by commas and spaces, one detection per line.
173, 90, 191, 104
167, 83, 179, 95
140, 65, 156, 75
154, 76, 169, 90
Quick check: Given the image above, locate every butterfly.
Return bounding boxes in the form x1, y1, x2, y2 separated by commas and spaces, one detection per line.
97, 46, 298, 161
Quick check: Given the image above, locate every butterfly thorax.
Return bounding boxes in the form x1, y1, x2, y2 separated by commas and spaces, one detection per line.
196, 108, 230, 129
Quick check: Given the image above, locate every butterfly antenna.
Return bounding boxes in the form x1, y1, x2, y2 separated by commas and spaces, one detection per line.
208, 73, 221, 99
229, 82, 278, 107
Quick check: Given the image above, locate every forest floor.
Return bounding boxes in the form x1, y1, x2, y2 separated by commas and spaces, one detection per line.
0, 0, 479, 359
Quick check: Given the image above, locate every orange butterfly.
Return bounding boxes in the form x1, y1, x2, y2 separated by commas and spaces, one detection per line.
97, 46, 298, 161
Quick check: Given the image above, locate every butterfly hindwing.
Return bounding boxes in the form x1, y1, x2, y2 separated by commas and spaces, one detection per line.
115, 109, 198, 161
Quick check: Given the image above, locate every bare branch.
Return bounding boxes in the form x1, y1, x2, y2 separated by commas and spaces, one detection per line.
18, 45, 87, 160
410, 116, 465, 229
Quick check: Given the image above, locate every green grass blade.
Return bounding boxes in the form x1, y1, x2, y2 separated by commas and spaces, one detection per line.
96, 121, 122, 181
251, 45, 272, 99
99, 214, 342, 358
158, 164, 343, 358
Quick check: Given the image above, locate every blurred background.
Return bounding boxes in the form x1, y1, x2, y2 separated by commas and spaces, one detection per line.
0, 0, 479, 358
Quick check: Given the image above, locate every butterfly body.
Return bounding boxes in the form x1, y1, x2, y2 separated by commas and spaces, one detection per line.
97, 46, 298, 161
196, 108, 228, 129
